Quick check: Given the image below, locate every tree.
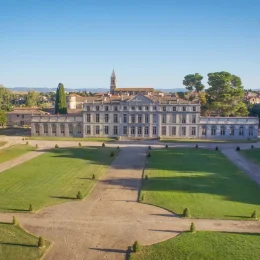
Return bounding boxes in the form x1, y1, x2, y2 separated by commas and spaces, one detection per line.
25, 91, 38, 107
183, 73, 205, 93
0, 110, 6, 126
55, 83, 67, 114
206, 72, 248, 116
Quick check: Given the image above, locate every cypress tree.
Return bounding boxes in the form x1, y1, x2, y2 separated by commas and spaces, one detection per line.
55, 83, 67, 114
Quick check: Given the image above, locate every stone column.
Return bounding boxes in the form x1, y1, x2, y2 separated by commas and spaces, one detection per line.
39, 123, 44, 136
65, 124, 69, 137
31, 123, 36, 136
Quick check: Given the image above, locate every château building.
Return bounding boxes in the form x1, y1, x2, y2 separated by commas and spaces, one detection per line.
31, 71, 259, 139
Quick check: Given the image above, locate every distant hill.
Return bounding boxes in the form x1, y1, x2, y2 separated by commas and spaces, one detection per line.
7, 87, 188, 93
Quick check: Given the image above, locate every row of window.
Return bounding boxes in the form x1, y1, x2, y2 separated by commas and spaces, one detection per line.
35, 124, 82, 135
86, 114, 197, 124
202, 126, 254, 136
86, 105, 197, 112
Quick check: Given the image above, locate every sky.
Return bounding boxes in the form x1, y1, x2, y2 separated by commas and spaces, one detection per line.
1, 0, 260, 89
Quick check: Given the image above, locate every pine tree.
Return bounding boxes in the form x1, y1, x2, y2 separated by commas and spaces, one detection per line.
55, 83, 67, 114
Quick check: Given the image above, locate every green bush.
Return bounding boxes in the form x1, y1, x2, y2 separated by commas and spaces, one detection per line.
76, 191, 83, 200
165, 144, 168, 148
215, 146, 218, 151
22, 137, 25, 141
195, 144, 198, 149
117, 146, 120, 149
251, 210, 257, 219
110, 151, 115, 157
38, 236, 45, 248
190, 222, 196, 233
79, 142, 81, 146
145, 175, 148, 180
92, 174, 96, 180
140, 194, 144, 201
102, 142, 105, 147
26, 141, 29, 145
29, 204, 33, 212
133, 241, 141, 253
183, 208, 190, 217
147, 152, 151, 158
236, 146, 240, 151
55, 144, 59, 148
12, 216, 18, 226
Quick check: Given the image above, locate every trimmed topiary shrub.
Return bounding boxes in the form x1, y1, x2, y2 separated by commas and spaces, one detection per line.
12, 216, 18, 226
251, 145, 254, 149
79, 142, 81, 146
251, 210, 257, 219
236, 146, 240, 151
165, 144, 168, 148
38, 236, 45, 248
76, 191, 82, 200
22, 137, 25, 141
133, 241, 141, 253
26, 141, 29, 145
29, 204, 33, 212
183, 208, 190, 218
145, 175, 148, 180
102, 142, 105, 147
55, 144, 59, 148
215, 146, 218, 151
147, 152, 151, 158
148, 146, 151, 150
110, 151, 115, 157
35, 144, 38, 148
140, 194, 144, 201
92, 174, 96, 180
190, 222, 196, 233
195, 144, 198, 149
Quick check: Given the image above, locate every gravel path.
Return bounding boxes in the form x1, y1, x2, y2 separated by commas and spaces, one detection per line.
0, 138, 259, 259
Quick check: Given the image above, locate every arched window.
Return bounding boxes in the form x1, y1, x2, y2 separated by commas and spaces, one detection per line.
60, 124, 65, 134
202, 126, 206, 135
35, 124, 40, 134
230, 126, 234, 136
77, 124, 82, 134
44, 124, 48, 134
249, 126, 253, 136
220, 126, 225, 136
52, 124, 56, 134
239, 126, 244, 136
211, 126, 216, 136
69, 124, 73, 134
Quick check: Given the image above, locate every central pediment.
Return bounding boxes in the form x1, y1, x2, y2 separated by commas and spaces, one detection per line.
127, 94, 154, 104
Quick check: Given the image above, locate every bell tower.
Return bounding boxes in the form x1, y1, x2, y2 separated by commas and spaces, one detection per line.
110, 70, 116, 94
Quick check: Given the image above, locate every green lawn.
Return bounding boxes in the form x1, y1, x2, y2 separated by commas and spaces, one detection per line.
26, 136, 115, 142
160, 138, 259, 143
0, 145, 35, 163
130, 231, 260, 260
0, 147, 116, 212
240, 148, 260, 166
141, 148, 260, 219
0, 222, 50, 260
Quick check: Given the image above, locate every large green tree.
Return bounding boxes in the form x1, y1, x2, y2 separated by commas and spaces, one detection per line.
183, 73, 205, 93
206, 71, 248, 116
25, 91, 38, 107
0, 110, 6, 126
55, 83, 67, 114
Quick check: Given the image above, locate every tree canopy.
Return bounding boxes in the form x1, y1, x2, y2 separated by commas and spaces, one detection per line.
183, 73, 205, 93
55, 83, 67, 114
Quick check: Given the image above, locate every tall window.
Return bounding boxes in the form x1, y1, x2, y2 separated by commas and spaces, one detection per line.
52, 124, 56, 134
145, 114, 149, 123
181, 114, 186, 124
86, 114, 91, 122
172, 114, 176, 123
138, 126, 142, 135
145, 106, 149, 111
153, 106, 157, 111
131, 114, 135, 123
96, 114, 100, 123
86, 125, 91, 135
113, 126, 118, 135
211, 126, 216, 136
220, 126, 225, 136
162, 114, 166, 124
193, 106, 196, 112
123, 126, 127, 135
69, 124, 73, 134
96, 106, 99, 111
230, 126, 234, 136
138, 106, 142, 111
161, 126, 166, 136
44, 124, 48, 134
153, 126, 157, 135
35, 124, 40, 134
123, 114, 127, 123
105, 114, 109, 123
113, 114, 118, 123
202, 126, 206, 135
145, 126, 149, 135
192, 115, 196, 124
183, 106, 186, 112
153, 114, 156, 123
239, 126, 244, 136
95, 126, 100, 135
77, 124, 82, 134
131, 106, 135, 110
163, 106, 166, 112
138, 114, 142, 123
86, 106, 90, 111
105, 106, 109, 111
191, 127, 196, 136
171, 126, 176, 136
114, 106, 118, 111
104, 126, 109, 135
123, 106, 127, 111
249, 126, 254, 136
181, 126, 186, 136
60, 124, 65, 134
173, 106, 176, 111
131, 126, 135, 135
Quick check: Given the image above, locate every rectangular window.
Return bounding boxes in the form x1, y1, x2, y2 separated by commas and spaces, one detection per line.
86, 106, 90, 111
249, 127, 254, 136
145, 106, 149, 111
153, 126, 157, 135
162, 114, 166, 124
105, 106, 109, 111
181, 114, 186, 124
131, 114, 135, 123
138, 126, 142, 135
131, 106, 135, 111
96, 106, 99, 111
95, 125, 100, 135
123, 126, 127, 135
17, 114, 19, 117
138, 114, 142, 123
145, 126, 149, 135
131, 126, 135, 135
52, 125, 56, 134
138, 106, 142, 111
113, 114, 118, 123
183, 106, 186, 112
191, 127, 196, 136
192, 115, 196, 124
153, 114, 156, 123
114, 126, 118, 135
124, 106, 127, 111
22, 115, 24, 119
60, 124, 65, 134
145, 114, 149, 123
239, 127, 244, 136
153, 106, 157, 111
96, 114, 100, 123
211, 127, 216, 136
162, 126, 166, 136
172, 126, 176, 136
163, 106, 166, 112
193, 106, 196, 112
86, 114, 91, 122
172, 114, 176, 123
123, 114, 127, 123
35, 125, 39, 133
104, 126, 109, 135
114, 106, 118, 111
202, 127, 206, 135
86, 125, 91, 135
173, 106, 176, 111
105, 114, 109, 123
181, 126, 186, 136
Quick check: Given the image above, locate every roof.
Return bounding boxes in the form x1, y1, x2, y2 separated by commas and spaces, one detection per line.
6, 109, 49, 115
114, 88, 154, 92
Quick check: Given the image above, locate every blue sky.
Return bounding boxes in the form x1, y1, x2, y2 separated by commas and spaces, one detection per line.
1, 0, 260, 89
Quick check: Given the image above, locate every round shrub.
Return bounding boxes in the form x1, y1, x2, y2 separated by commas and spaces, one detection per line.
236, 146, 240, 151
26, 141, 29, 145
79, 142, 81, 147
12, 216, 18, 226
251, 210, 257, 219
35, 144, 38, 148
165, 144, 168, 148
102, 142, 105, 147
110, 151, 115, 157
133, 241, 141, 253
147, 152, 151, 158
55, 144, 59, 148
92, 174, 96, 180
195, 144, 198, 149
183, 208, 190, 218
190, 222, 196, 233
38, 236, 45, 248
76, 191, 83, 200
251, 145, 254, 149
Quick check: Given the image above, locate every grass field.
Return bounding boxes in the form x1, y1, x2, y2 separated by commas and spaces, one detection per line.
0, 147, 116, 212
25, 136, 115, 142
240, 148, 260, 166
0, 222, 50, 260
130, 231, 260, 260
160, 138, 259, 143
0, 145, 35, 163
0, 141, 7, 147
141, 148, 260, 219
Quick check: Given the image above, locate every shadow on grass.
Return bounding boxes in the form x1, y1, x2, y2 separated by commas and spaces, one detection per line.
224, 215, 252, 219
0, 242, 37, 248
51, 196, 77, 200
0, 208, 29, 212
89, 247, 126, 253
149, 229, 182, 234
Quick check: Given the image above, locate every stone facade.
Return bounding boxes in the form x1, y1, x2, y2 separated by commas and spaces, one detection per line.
31, 93, 259, 139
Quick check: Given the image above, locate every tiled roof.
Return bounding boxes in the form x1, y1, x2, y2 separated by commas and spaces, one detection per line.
114, 88, 154, 92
